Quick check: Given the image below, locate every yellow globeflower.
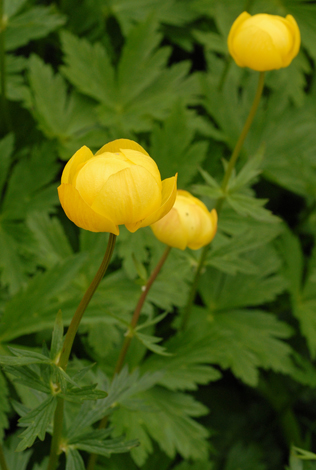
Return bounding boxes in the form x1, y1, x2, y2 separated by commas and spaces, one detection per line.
228, 12, 300, 71
58, 139, 177, 235
151, 190, 217, 250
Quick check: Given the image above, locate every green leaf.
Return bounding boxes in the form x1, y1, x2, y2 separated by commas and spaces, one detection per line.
0, 221, 33, 295
107, 0, 199, 35
278, 228, 316, 358
27, 212, 73, 269
60, 30, 116, 106
193, 29, 227, 54
3, 364, 51, 394
5, 54, 29, 101
0, 348, 51, 366
0, 253, 87, 342
142, 330, 222, 391
227, 145, 265, 193
1, 142, 59, 218
6, 6, 66, 51
16, 396, 57, 451
226, 193, 279, 223
70, 429, 139, 457
50, 310, 64, 362
191, 309, 293, 386
135, 332, 170, 356
200, 243, 287, 311
65, 448, 85, 470
2, 435, 32, 470
207, 217, 282, 275
61, 20, 199, 133
24, 55, 105, 159
65, 368, 161, 441
110, 387, 209, 466
150, 101, 208, 186
61, 384, 107, 403
0, 371, 9, 442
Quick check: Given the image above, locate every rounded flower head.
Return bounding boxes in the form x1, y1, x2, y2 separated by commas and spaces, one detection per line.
151, 190, 217, 250
228, 12, 300, 71
58, 139, 177, 235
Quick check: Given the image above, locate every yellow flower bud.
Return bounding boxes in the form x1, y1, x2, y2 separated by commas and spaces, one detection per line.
228, 12, 300, 71
58, 139, 177, 235
151, 190, 217, 250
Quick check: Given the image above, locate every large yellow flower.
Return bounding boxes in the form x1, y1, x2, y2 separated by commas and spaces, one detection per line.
58, 139, 177, 235
151, 190, 217, 250
228, 12, 300, 71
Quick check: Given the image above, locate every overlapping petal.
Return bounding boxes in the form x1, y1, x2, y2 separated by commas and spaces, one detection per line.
58, 184, 119, 234
91, 166, 161, 226
58, 140, 177, 234
151, 189, 217, 250
126, 175, 177, 233
228, 12, 300, 71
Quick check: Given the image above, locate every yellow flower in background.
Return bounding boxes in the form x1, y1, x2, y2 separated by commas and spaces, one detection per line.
58, 139, 177, 234
151, 190, 217, 250
228, 12, 300, 71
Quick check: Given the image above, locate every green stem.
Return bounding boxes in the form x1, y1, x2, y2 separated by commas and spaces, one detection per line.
87, 245, 171, 470
46, 398, 64, 470
114, 245, 171, 375
0, 0, 11, 132
58, 233, 116, 370
181, 71, 265, 331
0, 443, 8, 470
47, 233, 117, 470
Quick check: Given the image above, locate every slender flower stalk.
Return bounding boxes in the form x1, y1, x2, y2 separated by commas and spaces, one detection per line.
47, 233, 117, 470
114, 245, 171, 374
87, 245, 171, 470
181, 71, 265, 331
0, 443, 8, 470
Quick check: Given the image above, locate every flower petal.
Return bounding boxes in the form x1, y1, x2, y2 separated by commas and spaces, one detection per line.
58, 184, 119, 234
151, 208, 188, 250
233, 25, 284, 70
61, 146, 94, 185
95, 139, 149, 156
120, 148, 162, 189
91, 166, 161, 226
284, 15, 301, 66
74, 155, 131, 206
228, 11, 251, 64
187, 208, 218, 250
126, 174, 177, 232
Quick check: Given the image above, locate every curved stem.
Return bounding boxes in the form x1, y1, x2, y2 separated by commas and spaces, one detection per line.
181, 71, 265, 330
114, 245, 171, 375
0, 443, 8, 470
47, 233, 117, 470
87, 245, 171, 470
58, 233, 116, 370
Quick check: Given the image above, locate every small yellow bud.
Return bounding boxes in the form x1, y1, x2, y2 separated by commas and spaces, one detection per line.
151, 190, 217, 250
228, 12, 300, 71
58, 139, 177, 234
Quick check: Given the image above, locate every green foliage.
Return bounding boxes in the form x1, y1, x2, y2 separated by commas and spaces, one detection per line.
2, 0, 316, 469
60, 19, 198, 134
16, 396, 57, 451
